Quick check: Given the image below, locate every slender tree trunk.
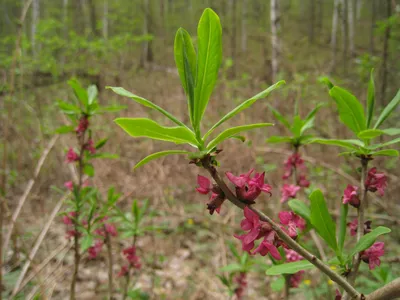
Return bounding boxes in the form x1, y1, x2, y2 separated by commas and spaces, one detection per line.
340, 0, 348, 74
348, 0, 355, 56
370, 0, 376, 54
102, 0, 108, 39
230, 0, 237, 78
356, 0, 363, 20
309, 0, 315, 43
317, 0, 323, 33
241, 0, 247, 52
87, 0, 99, 36
380, 0, 392, 105
31, 0, 39, 57
270, 0, 280, 82
61, 0, 68, 71
331, 0, 340, 68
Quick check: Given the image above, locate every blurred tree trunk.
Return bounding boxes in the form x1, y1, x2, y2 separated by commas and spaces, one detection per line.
317, 0, 323, 33
61, 0, 69, 71
331, 0, 340, 69
348, 0, 355, 56
139, 0, 153, 68
31, 0, 39, 57
270, 0, 280, 82
340, 0, 348, 74
230, 0, 237, 78
380, 0, 392, 105
102, 0, 108, 39
241, 0, 247, 53
87, 0, 99, 36
356, 0, 363, 20
309, 0, 315, 43
369, 0, 376, 54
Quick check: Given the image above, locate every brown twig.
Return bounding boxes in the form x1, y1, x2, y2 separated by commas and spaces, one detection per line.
105, 229, 114, 299
366, 278, 400, 300
122, 235, 137, 300
200, 156, 361, 299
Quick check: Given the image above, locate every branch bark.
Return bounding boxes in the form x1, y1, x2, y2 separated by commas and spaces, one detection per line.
366, 278, 400, 300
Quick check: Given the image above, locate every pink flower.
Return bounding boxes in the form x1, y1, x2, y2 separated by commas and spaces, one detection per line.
117, 265, 129, 277
234, 207, 262, 252
86, 139, 96, 154
342, 185, 360, 208
122, 246, 141, 269
105, 223, 118, 237
290, 271, 305, 288
75, 116, 89, 134
283, 153, 305, 180
252, 231, 281, 260
196, 175, 212, 194
226, 169, 272, 203
365, 167, 387, 196
66, 148, 79, 163
360, 242, 385, 270
280, 184, 301, 203
88, 240, 103, 259
348, 218, 358, 236
279, 211, 305, 238
285, 249, 303, 262
335, 289, 342, 300
65, 229, 79, 240
298, 174, 310, 188
64, 181, 74, 191
234, 272, 247, 300
62, 212, 77, 225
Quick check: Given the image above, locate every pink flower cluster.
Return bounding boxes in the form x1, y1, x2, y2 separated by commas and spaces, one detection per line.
85, 139, 96, 155
66, 148, 80, 163
76, 116, 89, 135
196, 175, 226, 214
118, 246, 141, 277
342, 184, 360, 208
347, 219, 372, 236
234, 207, 305, 260
365, 167, 387, 196
88, 240, 103, 259
234, 272, 247, 300
94, 217, 118, 237
285, 249, 304, 288
360, 242, 385, 270
63, 212, 80, 239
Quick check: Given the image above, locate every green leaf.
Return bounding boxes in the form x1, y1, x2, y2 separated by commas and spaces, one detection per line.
268, 104, 291, 129
357, 129, 384, 139
271, 276, 285, 292
308, 138, 364, 150
114, 118, 198, 146
379, 137, 400, 148
95, 138, 108, 150
107, 87, 187, 127
329, 86, 366, 134
220, 263, 243, 273
84, 164, 95, 177
370, 149, 399, 157
194, 8, 222, 130
290, 115, 304, 137
87, 85, 98, 106
349, 226, 391, 258
288, 199, 311, 223
174, 28, 196, 127
55, 125, 75, 134
318, 76, 334, 89
81, 235, 93, 252
366, 69, 375, 128
203, 81, 286, 139
310, 189, 338, 251
301, 104, 324, 135
57, 100, 81, 115
95, 105, 127, 113
266, 260, 314, 275
266, 136, 293, 144
90, 153, 119, 159
206, 123, 273, 150
68, 79, 88, 108
134, 150, 189, 169
382, 128, 400, 136
338, 204, 348, 252
374, 89, 400, 129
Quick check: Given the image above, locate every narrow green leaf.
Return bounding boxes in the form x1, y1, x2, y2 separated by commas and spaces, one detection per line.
68, 79, 88, 108
90, 153, 119, 159
266, 260, 314, 275
87, 85, 98, 105
288, 199, 311, 223
134, 150, 189, 169
107, 87, 187, 127
203, 80, 286, 139
55, 125, 75, 134
379, 137, 400, 148
220, 263, 243, 273
357, 129, 384, 139
206, 123, 273, 150
310, 189, 338, 251
115, 118, 198, 146
374, 89, 400, 129
318, 76, 334, 89
81, 235, 93, 252
329, 86, 366, 134
291, 115, 304, 137
338, 204, 348, 252
308, 138, 364, 150
366, 69, 375, 128
95, 138, 108, 150
57, 100, 81, 115
271, 276, 285, 292
382, 128, 400, 136
266, 136, 293, 144
174, 28, 196, 127
84, 164, 95, 177
349, 226, 391, 258
268, 104, 291, 130
370, 149, 399, 157
301, 104, 324, 135
194, 8, 222, 128
95, 105, 127, 113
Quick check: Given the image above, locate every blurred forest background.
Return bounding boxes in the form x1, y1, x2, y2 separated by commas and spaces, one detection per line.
0, 0, 399, 299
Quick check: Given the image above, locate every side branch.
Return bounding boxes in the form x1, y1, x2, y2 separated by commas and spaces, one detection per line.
201, 157, 361, 300
366, 278, 400, 300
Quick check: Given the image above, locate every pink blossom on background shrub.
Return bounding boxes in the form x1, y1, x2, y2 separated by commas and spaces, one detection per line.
285, 249, 305, 287
360, 242, 385, 270
86, 139, 96, 154
280, 184, 301, 203
117, 265, 129, 277
298, 174, 310, 188
64, 181, 74, 191
347, 219, 372, 236
342, 184, 360, 208
234, 272, 247, 300
88, 240, 103, 259
75, 116, 89, 134
66, 148, 79, 163
365, 167, 387, 196
279, 211, 305, 238
122, 246, 141, 269
282, 153, 305, 180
